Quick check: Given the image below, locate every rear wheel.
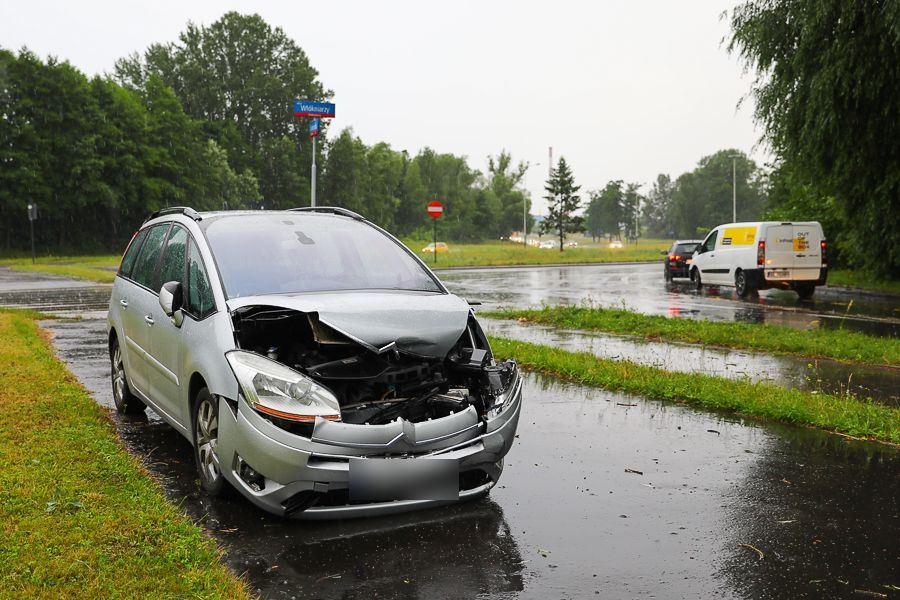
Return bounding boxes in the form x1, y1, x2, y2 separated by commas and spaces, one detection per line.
664, 267, 673, 282
735, 269, 752, 297
193, 387, 227, 496
795, 283, 816, 299
692, 268, 702, 290
110, 337, 145, 414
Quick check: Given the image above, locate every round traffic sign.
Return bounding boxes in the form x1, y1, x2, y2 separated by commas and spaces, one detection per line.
427, 200, 443, 219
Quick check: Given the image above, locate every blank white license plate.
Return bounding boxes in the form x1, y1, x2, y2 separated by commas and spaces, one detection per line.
349, 457, 459, 502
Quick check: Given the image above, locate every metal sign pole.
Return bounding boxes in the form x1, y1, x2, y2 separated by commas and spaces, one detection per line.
311, 135, 317, 208
27, 203, 37, 263
433, 217, 437, 265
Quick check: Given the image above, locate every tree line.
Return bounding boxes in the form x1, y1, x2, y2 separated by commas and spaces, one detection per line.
0, 12, 532, 254
729, 0, 900, 278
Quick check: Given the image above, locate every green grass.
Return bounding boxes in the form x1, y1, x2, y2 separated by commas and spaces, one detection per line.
0, 310, 248, 598
827, 269, 900, 294
0, 255, 120, 283
486, 305, 900, 366
490, 336, 900, 445
402, 236, 669, 267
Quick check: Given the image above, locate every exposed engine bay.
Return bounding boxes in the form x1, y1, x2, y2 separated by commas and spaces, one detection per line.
231, 306, 516, 428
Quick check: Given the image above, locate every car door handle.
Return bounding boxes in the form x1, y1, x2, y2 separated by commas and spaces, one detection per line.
144, 315, 155, 326
119, 299, 129, 309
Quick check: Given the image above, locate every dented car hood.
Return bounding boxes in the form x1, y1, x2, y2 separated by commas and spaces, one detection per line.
227, 291, 471, 358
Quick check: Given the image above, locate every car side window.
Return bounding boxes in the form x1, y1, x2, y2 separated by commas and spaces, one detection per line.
118, 228, 149, 279
187, 240, 215, 319
701, 230, 718, 253
159, 225, 188, 289
130, 224, 171, 290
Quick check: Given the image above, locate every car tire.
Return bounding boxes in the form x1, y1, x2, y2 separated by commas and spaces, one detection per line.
692, 268, 702, 290
664, 267, 673, 282
110, 337, 146, 414
795, 283, 815, 300
735, 269, 752, 297
193, 387, 227, 496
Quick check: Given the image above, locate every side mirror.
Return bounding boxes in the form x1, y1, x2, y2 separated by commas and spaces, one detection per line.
159, 281, 184, 326
660, 250, 668, 255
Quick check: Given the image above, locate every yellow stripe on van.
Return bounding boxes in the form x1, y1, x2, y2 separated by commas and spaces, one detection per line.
721, 226, 757, 246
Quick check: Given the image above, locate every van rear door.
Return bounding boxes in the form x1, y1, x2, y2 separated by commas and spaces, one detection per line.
763, 224, 795, 282
791, 223, 823, 281
763, 223, 823, 282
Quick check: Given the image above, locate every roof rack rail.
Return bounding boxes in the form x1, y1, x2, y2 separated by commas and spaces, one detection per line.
289, 206, 365, 221
144, 206, 202, 224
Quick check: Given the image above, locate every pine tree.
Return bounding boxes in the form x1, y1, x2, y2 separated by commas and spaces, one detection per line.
540, 157, 582, 251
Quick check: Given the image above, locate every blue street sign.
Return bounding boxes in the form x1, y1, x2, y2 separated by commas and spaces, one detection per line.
309, 118, 320, 137
293, 100, 336, 118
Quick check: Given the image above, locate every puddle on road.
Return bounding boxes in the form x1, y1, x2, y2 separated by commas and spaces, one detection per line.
40, 316, 900, 599
481, 317, 900, 407
0, 285, 111, 318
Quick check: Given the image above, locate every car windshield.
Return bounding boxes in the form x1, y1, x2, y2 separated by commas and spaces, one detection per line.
674, 244, 698, 255
202, 213, 442, 298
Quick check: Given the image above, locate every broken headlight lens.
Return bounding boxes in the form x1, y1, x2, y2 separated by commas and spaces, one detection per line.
226, 350, 341, 422
486, 360, 519, 419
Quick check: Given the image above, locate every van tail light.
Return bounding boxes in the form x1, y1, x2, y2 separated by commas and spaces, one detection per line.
757, 240, 765, 267
821, 240, 827, 266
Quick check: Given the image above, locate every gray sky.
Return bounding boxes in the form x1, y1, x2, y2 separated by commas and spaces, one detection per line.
2, 0, 768, 213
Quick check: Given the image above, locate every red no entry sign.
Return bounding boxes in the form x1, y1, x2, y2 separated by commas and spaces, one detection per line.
427, 200, 443, 219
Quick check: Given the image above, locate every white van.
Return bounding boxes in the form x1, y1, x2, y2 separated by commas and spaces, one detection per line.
690, 221, 827, 298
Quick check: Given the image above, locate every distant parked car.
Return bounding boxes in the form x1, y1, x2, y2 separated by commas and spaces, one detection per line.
608, 240, 623, 249
663, 240, 701, 281
421, 242, 449, 254
565, 241, 578, 247
539, 240, 560, 249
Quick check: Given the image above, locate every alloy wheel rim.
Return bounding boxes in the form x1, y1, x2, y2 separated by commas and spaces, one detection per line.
112, 346, 126, 403
196, 399, 220, 483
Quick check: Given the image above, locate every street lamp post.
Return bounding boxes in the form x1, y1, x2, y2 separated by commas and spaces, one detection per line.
730, 154, 740, 222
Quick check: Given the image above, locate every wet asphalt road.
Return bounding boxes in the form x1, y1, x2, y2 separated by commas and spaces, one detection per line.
23, 273, 897, 599
438, 263, 900, 338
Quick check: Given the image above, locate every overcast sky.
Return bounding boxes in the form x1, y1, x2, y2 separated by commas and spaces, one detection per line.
2, 0, 768, 213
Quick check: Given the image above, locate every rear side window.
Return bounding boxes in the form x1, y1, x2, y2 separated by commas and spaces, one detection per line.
159, 225, 188, 287
130, 224, 170, 290
675, 243, 698, 255
118, 229, 148, 278
187, 241, 215, 319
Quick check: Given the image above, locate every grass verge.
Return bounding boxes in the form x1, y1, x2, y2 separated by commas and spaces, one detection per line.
486, 305, 900, 366
0, 255, 120, 284
827, 269, 900, 295
405, 237, 668, 268
0, 310, 248, 598
490, 336, 900, 445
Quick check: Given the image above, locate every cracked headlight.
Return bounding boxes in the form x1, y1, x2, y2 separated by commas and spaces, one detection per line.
226, 350, 341, 422
486, 360, 519, 419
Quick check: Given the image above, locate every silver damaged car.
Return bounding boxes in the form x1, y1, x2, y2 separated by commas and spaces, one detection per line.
107, 207, 522, 518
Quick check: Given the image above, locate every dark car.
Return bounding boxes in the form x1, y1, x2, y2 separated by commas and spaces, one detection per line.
663, 240, 701, 281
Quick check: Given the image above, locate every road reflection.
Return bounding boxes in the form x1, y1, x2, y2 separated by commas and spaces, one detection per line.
719, 425, 900, 598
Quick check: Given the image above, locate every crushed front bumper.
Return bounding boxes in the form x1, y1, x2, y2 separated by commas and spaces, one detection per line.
216, 369, 523, 519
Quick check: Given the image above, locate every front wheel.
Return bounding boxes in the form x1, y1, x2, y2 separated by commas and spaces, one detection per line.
110, 337, 145, 414
692, 268, 702, 290
193, 387, 227, 496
